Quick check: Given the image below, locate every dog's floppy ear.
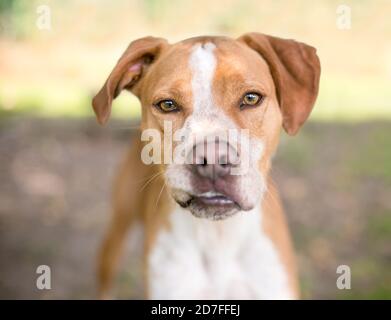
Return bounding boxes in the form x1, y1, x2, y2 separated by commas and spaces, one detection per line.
238, 33, 320, 135
92, 36, 168, 125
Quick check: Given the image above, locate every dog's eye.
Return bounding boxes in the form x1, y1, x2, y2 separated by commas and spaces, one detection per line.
155, 99, 179, 113
240, 92, 263, 109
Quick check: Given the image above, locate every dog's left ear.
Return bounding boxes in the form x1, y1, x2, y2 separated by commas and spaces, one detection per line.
238, 33, 321, 135
92, 36, 168, 125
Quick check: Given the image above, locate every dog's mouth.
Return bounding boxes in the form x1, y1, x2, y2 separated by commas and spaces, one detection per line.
197, 194, 235, 205
176, 191, 241, 220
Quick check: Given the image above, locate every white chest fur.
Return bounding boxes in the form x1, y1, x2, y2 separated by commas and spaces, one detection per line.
148, 205, 293, 299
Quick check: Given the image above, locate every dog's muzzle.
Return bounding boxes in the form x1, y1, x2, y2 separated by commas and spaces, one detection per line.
175, 138, 250, 220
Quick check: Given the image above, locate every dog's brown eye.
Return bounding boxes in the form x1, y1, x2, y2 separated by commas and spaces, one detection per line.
156, 99, 178, 113
241, 92, 263, 109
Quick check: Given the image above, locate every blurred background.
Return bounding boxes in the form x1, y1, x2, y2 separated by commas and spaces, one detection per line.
0, 0, 390, 299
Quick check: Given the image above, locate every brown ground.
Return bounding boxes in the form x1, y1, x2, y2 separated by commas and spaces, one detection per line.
0, 117, 390, 299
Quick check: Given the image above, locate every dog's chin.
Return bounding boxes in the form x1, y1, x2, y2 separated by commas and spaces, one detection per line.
175, 194, 243, 221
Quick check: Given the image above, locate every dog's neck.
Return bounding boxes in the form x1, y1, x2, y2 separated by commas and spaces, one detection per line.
148, 199, 294, 299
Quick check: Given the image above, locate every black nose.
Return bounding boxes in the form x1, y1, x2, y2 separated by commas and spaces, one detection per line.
190, 139, 239, 180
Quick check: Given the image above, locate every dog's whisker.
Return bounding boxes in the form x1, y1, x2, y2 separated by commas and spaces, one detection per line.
139, 171, 164, 192
139, 171, 162, 191
130, 168, 161, 184
126, 173, 158, 186
155, 182, 166, 209
264, 183, 281, 212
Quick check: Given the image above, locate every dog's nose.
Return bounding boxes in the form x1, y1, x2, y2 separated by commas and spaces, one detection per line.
190, 139, 239, 180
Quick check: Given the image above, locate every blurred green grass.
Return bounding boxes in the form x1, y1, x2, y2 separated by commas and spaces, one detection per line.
349, 126, 391, 184
0, 81, 141, 119
1, 0, 391, 122
1, 74, 391, 121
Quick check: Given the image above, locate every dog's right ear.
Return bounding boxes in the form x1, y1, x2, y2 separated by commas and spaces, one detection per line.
92, 36, 168, 125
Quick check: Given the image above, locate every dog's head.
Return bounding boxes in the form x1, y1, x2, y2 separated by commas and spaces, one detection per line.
92, 33, 320, 220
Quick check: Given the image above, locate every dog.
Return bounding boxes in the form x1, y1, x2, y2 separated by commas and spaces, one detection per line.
92, 32, 320, 299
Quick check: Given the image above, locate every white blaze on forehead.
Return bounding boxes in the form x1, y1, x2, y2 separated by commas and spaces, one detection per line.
189, 42, 217, 115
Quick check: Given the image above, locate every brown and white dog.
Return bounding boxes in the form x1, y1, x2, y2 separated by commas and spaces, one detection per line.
92, 33, 320, 299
